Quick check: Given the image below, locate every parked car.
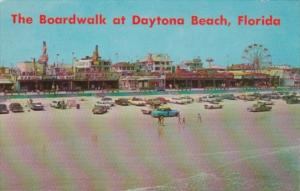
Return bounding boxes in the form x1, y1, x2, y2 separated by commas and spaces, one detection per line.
200, 95, 222, 103
128, 97, 146, 106
247, 102, 272, 112
95, 101, 111, 110
97, 97, 114, 107
50, 100, 67, 109
151, 106, 179, 118
237, 94, 256, 101
92, 105, 108, 114
31, 102, 44, 111
169, 96, 193, 104
9, 103, 24, 113
155, 97, 169, 104
285, 96, 300, 104
0, 104, 9, 114
146, 99, 162, 108
258, 100, 274, 105
220, 94, 236, 100
115, 98, 129, 106
204, 103, 223, 109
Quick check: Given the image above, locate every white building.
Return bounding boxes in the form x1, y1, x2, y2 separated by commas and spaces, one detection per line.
138, 54, 172, 73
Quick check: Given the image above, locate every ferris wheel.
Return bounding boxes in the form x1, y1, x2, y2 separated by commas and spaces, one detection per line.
242, 43, 272, 70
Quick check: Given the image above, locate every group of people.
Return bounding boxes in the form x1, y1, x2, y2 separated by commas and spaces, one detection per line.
157, 112, 202, 127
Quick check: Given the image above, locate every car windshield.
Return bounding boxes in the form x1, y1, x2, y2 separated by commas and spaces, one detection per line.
102, 97, 112, 101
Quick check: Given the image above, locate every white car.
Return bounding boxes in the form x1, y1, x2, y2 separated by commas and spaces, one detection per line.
169, 96, 193, 104
128, 97, 146, 106
95, 101, 111, 109
97, 97, 115, 107
200, 95, 222, 103
204, 103, 223, 109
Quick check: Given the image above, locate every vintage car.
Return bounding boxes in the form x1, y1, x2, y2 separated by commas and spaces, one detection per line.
0, 104, 9, 114
258, 100, 274, 105
128, 97, 146, 106
146, 97, 169, 108
115, 98, 129, 106
146, 99, 163, 108
247, 102, 272, 112
282, 92, 297, 101
269, 93, 281, 99
155, 97, 169, 104
260, 96, 271, 102
220, 94, 236, 100
95, 101, 111, 109
204, 103, 223, 109
97, 97, 114, 107
92, 105, 108, 114
151, 106, 179, 118
285, 96, 300, 104
9, 103, 24, 113
50, 100, 67, 109
169, 96, 193, 104
199, 95, 222, 103
30, 102, 44, 111
236, 94, 256, 101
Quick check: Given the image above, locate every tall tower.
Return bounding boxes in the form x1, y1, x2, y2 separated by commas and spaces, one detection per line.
38, 41, 49, 75
92, 45, 100, 65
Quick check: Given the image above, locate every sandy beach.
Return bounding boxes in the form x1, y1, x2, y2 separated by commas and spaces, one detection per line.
0, 94, 299, 190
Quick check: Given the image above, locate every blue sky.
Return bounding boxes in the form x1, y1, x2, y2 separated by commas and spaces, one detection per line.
0, 0, 300, 67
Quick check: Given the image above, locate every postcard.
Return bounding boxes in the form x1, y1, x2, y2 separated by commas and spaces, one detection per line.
0, 0, 299, 190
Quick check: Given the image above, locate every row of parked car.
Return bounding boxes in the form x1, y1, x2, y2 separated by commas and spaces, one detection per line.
0, 102, 44, 114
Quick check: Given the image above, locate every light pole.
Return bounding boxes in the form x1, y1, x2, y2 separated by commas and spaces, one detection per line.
71, 52, 75, 91
56, 53, 60, 66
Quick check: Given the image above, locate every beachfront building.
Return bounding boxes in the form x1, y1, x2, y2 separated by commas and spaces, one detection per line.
180, 57, 203, 71
112, 62, 136, 76
119, 74, 165, 90
137, 54, 172, 73
0, 67, 14, 92
72, 45, 119, 90
15, 60, 44, 91
165, 67, 234, 89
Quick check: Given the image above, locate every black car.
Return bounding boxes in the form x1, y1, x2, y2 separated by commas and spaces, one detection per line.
9, 103, 24, 113
0, 104, 9, 114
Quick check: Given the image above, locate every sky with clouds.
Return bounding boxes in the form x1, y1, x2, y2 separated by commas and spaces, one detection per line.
0, 0, 299, 67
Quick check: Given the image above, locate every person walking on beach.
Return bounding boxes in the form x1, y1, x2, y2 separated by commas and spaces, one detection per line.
158, 116, 162, 126
197, 113, 202, 122
161, 116, 165, 126
177, 113, 181, 124
182, 116, 186, 124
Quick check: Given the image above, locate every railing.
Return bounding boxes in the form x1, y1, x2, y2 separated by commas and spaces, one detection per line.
17, 76, 43, 80
74, 72, 119, 81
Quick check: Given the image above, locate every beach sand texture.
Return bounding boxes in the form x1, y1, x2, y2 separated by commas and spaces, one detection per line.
0, 95, 299, 191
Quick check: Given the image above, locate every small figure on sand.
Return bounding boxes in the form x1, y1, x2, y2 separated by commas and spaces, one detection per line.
157, 116, 165, 126
182, 116, 186, 124
197, 113, 202, 122
177, 113, 181, 124
161, 116, 165, 126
